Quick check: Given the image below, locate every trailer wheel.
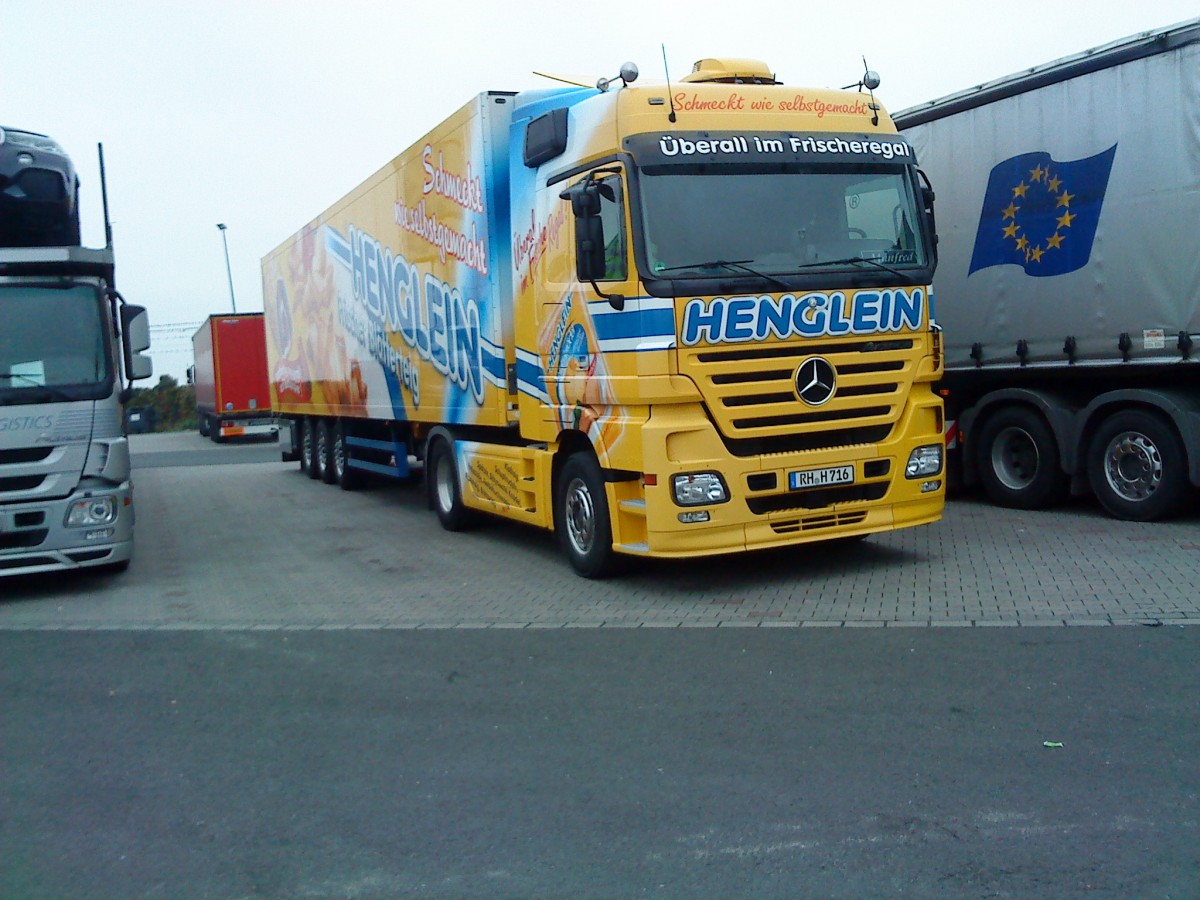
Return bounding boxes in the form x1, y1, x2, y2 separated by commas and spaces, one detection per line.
555, 453, 618, 579
210, 417, 225, 444
315, 419, 333, 482
198, 415, 210, 438
333, 421, 359, 491
299, 418, 314, 474
303, 419, 321, 479
428, 438, 476, 531
975, 407, 1068, 510
319, 422, 338, 487
1087, 410, 1188, 521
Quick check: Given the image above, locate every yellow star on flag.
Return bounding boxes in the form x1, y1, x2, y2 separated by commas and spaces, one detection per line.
1030, 165, 1046, 182
1002, 202, 1020, 220
1046, 232, 1065, 249
1057, 210, 1076, 229
1056, 190, 1074, 208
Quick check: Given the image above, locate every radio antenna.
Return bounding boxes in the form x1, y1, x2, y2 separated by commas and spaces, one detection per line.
99, 142, 113, 249
661, 45, 677, 123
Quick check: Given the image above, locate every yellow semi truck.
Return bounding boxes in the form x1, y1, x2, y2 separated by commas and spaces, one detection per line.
262, 58, 945, 576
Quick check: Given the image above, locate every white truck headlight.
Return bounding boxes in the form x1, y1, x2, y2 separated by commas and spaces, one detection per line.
905, 445, 944, 479
672, 472, 728, 506
65, 496, 118, 527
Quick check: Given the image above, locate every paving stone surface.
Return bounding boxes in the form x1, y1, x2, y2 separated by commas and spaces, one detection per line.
2, 434, 1197, 630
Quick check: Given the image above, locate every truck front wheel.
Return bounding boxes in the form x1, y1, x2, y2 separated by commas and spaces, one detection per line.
1087, 410, 1188, 521
975, 406, 1068, 510
556, 453, 618, 579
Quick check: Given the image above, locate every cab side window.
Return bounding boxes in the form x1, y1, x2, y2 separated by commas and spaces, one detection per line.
596, 174, 627, 281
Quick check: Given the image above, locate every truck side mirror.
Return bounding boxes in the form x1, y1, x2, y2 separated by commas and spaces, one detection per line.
575, 213, 607, 282
120, 304, 154, 381
560, 177, 625, 310
917, 169, 939, 264
560, 182, 606, 282
121, 304, 151, 352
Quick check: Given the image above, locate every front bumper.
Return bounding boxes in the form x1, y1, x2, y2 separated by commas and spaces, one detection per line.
0, 485, 135, 576
616, 393, 945, 558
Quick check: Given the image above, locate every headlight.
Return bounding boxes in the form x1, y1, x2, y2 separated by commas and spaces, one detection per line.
65, 496, 118, 527
905, 444, 944, 479
671, 472, 728, 506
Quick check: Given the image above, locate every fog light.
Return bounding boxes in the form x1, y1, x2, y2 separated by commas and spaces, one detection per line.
65, 496, 118, 527
85, 528, 116, 541
905, 445, 943, 479
678, 510, 711, 524
921, 479, 942, 493
671, 472, 728, 506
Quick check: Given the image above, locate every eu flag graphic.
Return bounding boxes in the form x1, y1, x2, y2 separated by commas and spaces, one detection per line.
968, 145, 1117, 277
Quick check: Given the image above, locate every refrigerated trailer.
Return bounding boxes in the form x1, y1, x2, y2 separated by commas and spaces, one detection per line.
264, 57, 946, 576
190, 312, 276, 442
895, 19, 1200, 521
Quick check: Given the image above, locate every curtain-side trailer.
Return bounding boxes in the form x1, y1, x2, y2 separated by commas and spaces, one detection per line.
895, 20, 1200, 521
264, 57, 946, 576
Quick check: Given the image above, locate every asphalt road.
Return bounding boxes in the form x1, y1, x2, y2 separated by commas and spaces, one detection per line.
1, 433, 1198, 898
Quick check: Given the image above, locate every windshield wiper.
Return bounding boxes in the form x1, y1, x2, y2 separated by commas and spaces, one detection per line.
793, 255, 908, 280
0, 373, 76, 402
653, 258, 791, 292
0, 373, 46, 387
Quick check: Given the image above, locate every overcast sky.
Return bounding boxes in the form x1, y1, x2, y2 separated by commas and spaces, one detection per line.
5, 1, 1196, 380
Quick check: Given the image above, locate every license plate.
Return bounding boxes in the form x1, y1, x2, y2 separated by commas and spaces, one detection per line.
788, 465, 854, 490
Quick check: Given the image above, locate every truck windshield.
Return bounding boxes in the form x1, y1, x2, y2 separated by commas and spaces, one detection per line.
0, 284, 111, 403
638, 165, 928, 279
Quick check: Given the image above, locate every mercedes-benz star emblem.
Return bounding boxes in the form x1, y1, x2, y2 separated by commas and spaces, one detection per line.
794, 357, 837, 406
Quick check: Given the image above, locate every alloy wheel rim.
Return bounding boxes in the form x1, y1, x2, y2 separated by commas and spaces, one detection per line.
1105, 431, 1161, 501
565, 477, 596, 554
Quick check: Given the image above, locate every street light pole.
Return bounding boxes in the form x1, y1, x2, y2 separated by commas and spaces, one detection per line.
216, 223, 238, 313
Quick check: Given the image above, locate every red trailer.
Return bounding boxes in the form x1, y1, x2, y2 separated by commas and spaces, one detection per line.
190, 313, 276, 442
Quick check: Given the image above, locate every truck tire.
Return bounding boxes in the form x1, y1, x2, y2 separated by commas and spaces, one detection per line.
315, 419, 333, 482
428, 437, 476, 531
299, 418, 313, 474
198, 415, 210, 437
1087, 409, 1188, 522
555, 453, 618, 579
303, 419, 321, 479
975, 406, 1068, 510
333, 420, 360, 491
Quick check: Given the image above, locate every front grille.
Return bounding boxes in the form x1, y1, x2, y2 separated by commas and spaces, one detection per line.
0, 556, 56, 570
67, 549, 111, 563
747, 482, 888, 514
0, 475, 45, 492
680, 336, 918, 457
770, 510, 869, 534
0, 447, 53, 465
0, 529, 48, 550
